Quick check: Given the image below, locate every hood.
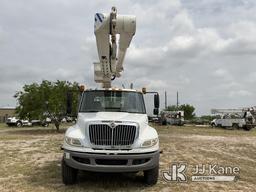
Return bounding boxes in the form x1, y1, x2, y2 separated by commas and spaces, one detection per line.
77, 112, 148, 125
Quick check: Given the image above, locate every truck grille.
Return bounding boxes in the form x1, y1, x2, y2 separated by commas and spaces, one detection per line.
89, 124, 137, 147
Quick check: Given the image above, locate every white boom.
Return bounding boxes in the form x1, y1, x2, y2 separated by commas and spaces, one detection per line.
211, 108, 245, 114
211, 106, 256, 115
94, 7, 136, 88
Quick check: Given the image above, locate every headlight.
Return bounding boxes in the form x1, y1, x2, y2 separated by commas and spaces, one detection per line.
141, 138, 158, 148
65, 136, 82, 147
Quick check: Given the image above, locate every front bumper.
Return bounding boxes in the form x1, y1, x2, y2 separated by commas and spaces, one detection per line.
63, 149, 160, 173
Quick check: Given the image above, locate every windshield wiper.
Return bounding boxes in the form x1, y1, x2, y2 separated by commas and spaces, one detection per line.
105, 107, 121, 109
119, 110, 141, 113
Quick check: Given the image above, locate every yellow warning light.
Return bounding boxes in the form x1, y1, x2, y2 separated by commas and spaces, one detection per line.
79, 85, 86, 92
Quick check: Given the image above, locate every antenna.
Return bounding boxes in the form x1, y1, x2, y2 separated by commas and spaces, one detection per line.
176, 91, 179, 108
130, 83, 133, 89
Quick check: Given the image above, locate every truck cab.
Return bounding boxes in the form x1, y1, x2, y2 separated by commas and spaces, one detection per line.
62, 88, 160, 185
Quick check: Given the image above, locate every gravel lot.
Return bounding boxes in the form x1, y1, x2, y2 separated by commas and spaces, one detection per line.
0, 123, 255, 192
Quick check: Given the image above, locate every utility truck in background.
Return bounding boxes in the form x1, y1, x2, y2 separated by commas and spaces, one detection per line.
61, 7, 160, 185
211, 108, 255, 131
160, 110, 184, 126
6, 117, 31, 127
6, 117, 51, 127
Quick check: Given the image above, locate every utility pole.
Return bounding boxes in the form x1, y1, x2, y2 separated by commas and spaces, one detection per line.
165, 91, 167, 109
176, 91, 179, 108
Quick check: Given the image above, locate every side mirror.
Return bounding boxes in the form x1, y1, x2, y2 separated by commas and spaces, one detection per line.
66, 91, 73, 115
154, 94, 159, 108
153, 108, 159, 115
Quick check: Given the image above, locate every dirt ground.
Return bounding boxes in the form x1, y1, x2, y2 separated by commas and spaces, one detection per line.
0, 123, 255, 192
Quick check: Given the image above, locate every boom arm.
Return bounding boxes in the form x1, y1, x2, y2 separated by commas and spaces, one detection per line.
211, 108, 244, 114
94, 7, 136, 88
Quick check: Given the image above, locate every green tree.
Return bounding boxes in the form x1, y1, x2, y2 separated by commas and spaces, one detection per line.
15, 80, 79, 131
200, 115, 215, 121
179, 104, 196, 120
164, 104, 196, 120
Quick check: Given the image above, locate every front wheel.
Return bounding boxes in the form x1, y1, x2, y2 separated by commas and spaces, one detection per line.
243, 126, 252, 131
144, 165, 159, 185
62, 157, 78, 185
162, 120, 167, 125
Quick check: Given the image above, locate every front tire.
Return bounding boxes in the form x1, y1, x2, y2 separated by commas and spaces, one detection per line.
144, 165, 159, 185
62, 157, 78, 185
243, 126, 252, 131
211, 123, 216, 128
162, 120, 167, 125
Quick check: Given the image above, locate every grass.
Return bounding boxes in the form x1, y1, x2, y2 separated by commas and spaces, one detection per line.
0, 123, 255, 191
0, 123, 6, 130
154, 123, 256, 136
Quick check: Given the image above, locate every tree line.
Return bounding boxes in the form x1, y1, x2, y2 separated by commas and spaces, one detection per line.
15, 80, 79, 131
14, 80, 198, 131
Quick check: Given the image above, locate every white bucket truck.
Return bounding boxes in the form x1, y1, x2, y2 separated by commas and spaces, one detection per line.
61, 7, 160, 185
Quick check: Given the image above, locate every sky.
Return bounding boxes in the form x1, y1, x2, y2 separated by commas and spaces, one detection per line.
1, 0, 256, 115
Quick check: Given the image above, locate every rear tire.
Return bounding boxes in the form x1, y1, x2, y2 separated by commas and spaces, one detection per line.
232, 124, 239, 130
144, 165, 159, 185
62, 157, 78, 185
16, 121, 22, 127
42, 122, 49, 127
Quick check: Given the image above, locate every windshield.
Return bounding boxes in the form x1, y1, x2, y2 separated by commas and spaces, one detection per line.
79, 90, 146, 114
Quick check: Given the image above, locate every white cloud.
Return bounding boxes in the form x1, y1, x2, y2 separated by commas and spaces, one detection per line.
146, 80, 168, 90
169, 10, 194, 35
213, 68, 229, 77
168, 35, 195, 50
246, 72, 256, 83
229, 90, 252, 97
